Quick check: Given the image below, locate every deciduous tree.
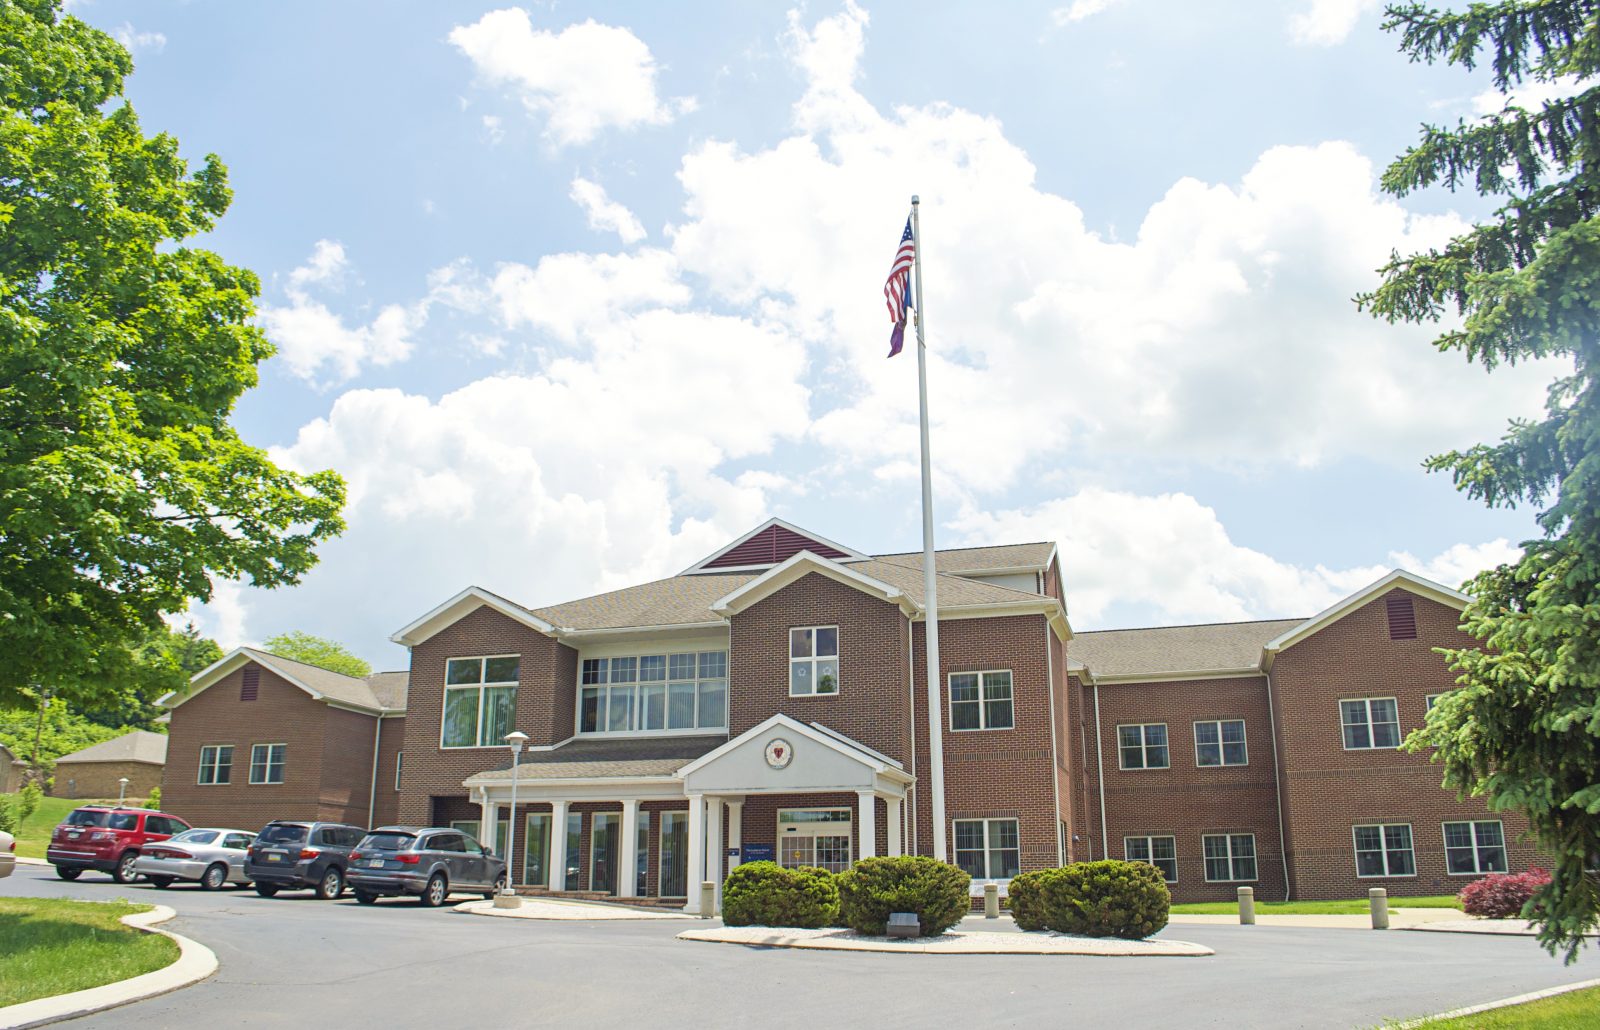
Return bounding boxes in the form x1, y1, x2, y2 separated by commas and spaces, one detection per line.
263, 630, 371, 678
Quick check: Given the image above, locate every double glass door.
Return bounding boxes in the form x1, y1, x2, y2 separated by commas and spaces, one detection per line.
777, 809, 852, 873
659, 812, 688, 897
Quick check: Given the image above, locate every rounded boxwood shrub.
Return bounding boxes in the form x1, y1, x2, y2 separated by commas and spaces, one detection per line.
721, 861, 839, 928
1005, 868, 1062, 932
1040, 860, 1170, 939
1459, 869, 1550, 920
836, 855, 970, 937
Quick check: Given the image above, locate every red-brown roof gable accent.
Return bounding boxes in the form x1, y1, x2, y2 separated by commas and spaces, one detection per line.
701, 524, 850, 569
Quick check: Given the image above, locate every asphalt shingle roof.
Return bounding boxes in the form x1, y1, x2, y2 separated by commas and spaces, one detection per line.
241, 649, 409, 713
873, 541, 1056, 574
55, 730, 168, 766
471, 735, 726, 781
1068, 619, 1305, 679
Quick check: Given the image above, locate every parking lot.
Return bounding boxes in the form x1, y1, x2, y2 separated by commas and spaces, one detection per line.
5, 862, 1599, 1029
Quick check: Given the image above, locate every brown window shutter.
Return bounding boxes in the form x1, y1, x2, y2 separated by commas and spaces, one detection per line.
241, 666, 260, 701
1386, 594, 1417, 640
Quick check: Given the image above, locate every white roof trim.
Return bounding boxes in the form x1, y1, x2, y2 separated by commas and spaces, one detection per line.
676, 713, 913, 782
1264, 569, 1469, 657
165, 648, 327, 710
390, 585, 556, 647
682, 517, 871, 575
709, 550, 911, 617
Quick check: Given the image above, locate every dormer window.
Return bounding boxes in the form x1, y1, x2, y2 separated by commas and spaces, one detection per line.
579, 652, 727, 734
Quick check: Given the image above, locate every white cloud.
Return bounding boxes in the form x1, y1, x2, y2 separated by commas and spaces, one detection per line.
951, 489, 1517, 626
488, 248, 689, 344
112, 23, 166, 53
1288, 0, 1379, 46
570, 177, 647, 244
259, 241, 426, 385
180, 578, 251, 651
1051, 0, 1124, 26
448, 8, 692, 146
1472, 75, 1585, 115
482, 114, 505, 144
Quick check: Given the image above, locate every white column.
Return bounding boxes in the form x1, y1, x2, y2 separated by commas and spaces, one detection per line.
478, 796, 499, 855
618, 799, 640, 898
549, 799, 569, 892
726, 799, 744, 872
886, 796, 903, 857
857, 790, 877, 860
706, 797, 725, 914
684, 794, 705, 914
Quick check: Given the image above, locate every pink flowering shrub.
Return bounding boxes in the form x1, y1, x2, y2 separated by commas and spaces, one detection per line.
1458, 869, 1551, 919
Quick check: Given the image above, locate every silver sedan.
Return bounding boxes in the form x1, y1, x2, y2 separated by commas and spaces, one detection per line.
134, 827, 256, 890
0, 829, 14, 879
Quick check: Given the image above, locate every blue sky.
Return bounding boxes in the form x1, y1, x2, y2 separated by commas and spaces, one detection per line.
72, 0, 1561, 667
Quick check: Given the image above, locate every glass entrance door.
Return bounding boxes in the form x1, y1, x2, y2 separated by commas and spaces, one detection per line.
660, 811, 688, 896
777, 809, 853, 873
523, 814, 551, 887
590, 813, 620, 894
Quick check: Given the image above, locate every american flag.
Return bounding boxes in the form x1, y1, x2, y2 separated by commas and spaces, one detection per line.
884, 215, 915, 357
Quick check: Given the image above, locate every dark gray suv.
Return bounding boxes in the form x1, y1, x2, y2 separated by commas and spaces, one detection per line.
245, 821, 365, 899
348, 826, 507, 907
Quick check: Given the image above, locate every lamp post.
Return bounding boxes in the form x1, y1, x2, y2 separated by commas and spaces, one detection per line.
499, 730, 529, 907
117, 777, 130, 805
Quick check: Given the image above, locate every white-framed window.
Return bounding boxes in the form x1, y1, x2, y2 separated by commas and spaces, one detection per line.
1194, 719, 1247, 767
1353, 823, 1416, 877
1443, 820, 1508, 875
394, 751, 403, 791
578, 651, 727, 734
1202, 833, 1257, 882
197, 745, 233, 786
1340, 697, 1401, 750
950, 670, 1014, 731
1124, 835, 1178, 882
441, 655, 520, 749
1118, 723, 1169, 770
953, 818, 1021, 880
249, 743, 286, 785
789, 626, 839, 696
1425, 693, 1444, 712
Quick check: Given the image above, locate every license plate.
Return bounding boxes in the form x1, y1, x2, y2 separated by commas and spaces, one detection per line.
67, 831, 80, 840
367, 859, 384, 868
266, 853, 283, 862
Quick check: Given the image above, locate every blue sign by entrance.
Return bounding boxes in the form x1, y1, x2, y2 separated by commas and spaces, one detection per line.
742, 843, 775, 863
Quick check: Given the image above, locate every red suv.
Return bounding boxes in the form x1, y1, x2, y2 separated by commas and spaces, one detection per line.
48, 806, 191, 884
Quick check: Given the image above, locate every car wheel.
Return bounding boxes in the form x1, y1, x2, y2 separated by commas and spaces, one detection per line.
354, 890, 378, 905
55, 866, 82, 881
483, 873, 507, 900
148, 876, 174, 889
316, 866, 344, 900
419, 874, 447, 908
113, 851, 140, 884
201, 864, 228, 891
255, 884, 279, 898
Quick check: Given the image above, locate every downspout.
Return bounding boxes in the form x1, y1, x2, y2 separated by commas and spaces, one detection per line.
1044, 617, 1063, 865
1265, 668, 1292, 901
1092, 682, 1109, 861
367, 716, 382, 830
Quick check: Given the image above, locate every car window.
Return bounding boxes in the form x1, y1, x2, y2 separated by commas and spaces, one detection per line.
108, 813, 137, 831
64, 810, 110, 827
222, 834, 253, 850
361, 831, 416, 851
171, 829, 219, 845
257, 824, 308, 845
147, 817, 179, 835
429, 833, 465, 853
335, 828, 360, 847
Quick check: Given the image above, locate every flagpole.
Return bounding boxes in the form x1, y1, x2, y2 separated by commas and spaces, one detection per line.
910, 195, 948, 863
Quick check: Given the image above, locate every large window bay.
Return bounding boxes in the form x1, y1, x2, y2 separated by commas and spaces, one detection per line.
580, 651, 727, 734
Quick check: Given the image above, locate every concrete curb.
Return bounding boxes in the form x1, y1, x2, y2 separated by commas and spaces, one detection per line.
456, 898, 695, 921
678, 926, 1213, 956
15, 856, 49, 867
1390, 976, 1600, 1028
0, 904, 218, 1030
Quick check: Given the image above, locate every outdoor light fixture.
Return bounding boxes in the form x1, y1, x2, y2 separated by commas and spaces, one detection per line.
117, 776, 130, 805
501, 730, 530, 901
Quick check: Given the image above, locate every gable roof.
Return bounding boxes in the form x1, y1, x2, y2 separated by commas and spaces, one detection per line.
874, 541, 1057, 576
1070, 619, 1303, 681
391, 585, 556, 648
55, 730, 168, 766
676, 713, 912, 782
532, 572, 755, 632
683, 518, 870, 574
1264, 569, 1469, 659
163, 647, 407, 716
711, 551, 915, 617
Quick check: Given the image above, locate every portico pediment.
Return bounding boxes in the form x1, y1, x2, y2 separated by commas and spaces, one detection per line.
677, 714, 911, 797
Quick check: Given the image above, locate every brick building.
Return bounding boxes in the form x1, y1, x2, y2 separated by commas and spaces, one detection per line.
53, 730, 167, 800
159, 519, 1533, 909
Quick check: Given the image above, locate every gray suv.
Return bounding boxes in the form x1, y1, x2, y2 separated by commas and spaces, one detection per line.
246, 821, 365, 899
348, 826, 507, 907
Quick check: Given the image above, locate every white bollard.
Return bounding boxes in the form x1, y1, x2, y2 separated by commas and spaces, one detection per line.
1238, 886, 1256, 925
701, 880, 717, 918
984, 882, 1000, 919
1369, 887, 1389, 930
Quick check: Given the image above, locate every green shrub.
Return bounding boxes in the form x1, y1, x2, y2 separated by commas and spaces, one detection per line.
17, 782, 42, 820
1006, 869, 1057, 932
0, 796, 17, 835
721, 861, 839, 928
1037, 860, 1169, 939
836, 855, 970, 937
143, 787, 161, 811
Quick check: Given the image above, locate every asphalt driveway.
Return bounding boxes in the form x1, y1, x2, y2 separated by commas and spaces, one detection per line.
4, 863, 1596, 1029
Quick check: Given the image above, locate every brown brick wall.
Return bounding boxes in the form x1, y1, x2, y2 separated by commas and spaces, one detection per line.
161, 664, 378, 830
1271, 588, 1540, 898
374, 717, 405, 826
398, 605, 580, 824
53, 760, 162, 801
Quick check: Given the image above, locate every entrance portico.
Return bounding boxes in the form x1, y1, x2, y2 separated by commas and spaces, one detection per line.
461, 715, 913, 914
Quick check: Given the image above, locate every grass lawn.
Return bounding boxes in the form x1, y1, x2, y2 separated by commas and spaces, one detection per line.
1410, 984, 1600, 1028
1171, 895, 1462, 915
0, 897, 178, 1008
2, 794, 138, 860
